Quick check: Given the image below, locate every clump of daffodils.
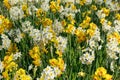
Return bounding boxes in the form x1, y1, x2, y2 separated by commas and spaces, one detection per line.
40, 66, 62, 80
50, 0, 61, 13
0, 15, 12, 34
29, 46, 41, 66
96, 7, 110, 19
2, 54, 18, 80
49, 58, 66, 71
4, 0, 38, 20
93, 67, 112, 80
14, 68, 32, 80
79, 47, 95, 65
106, 32, 120, 60
0, 34, 11, 50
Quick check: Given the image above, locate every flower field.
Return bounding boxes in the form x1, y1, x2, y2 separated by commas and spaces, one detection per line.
0, 0, 120, 80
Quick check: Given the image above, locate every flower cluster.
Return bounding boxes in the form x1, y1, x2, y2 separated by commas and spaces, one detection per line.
0, 15, 12, 34
93, 67, 112, 80
29, 46, 41, 66
40, 66, 62, 80
14, 68, 32, 80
